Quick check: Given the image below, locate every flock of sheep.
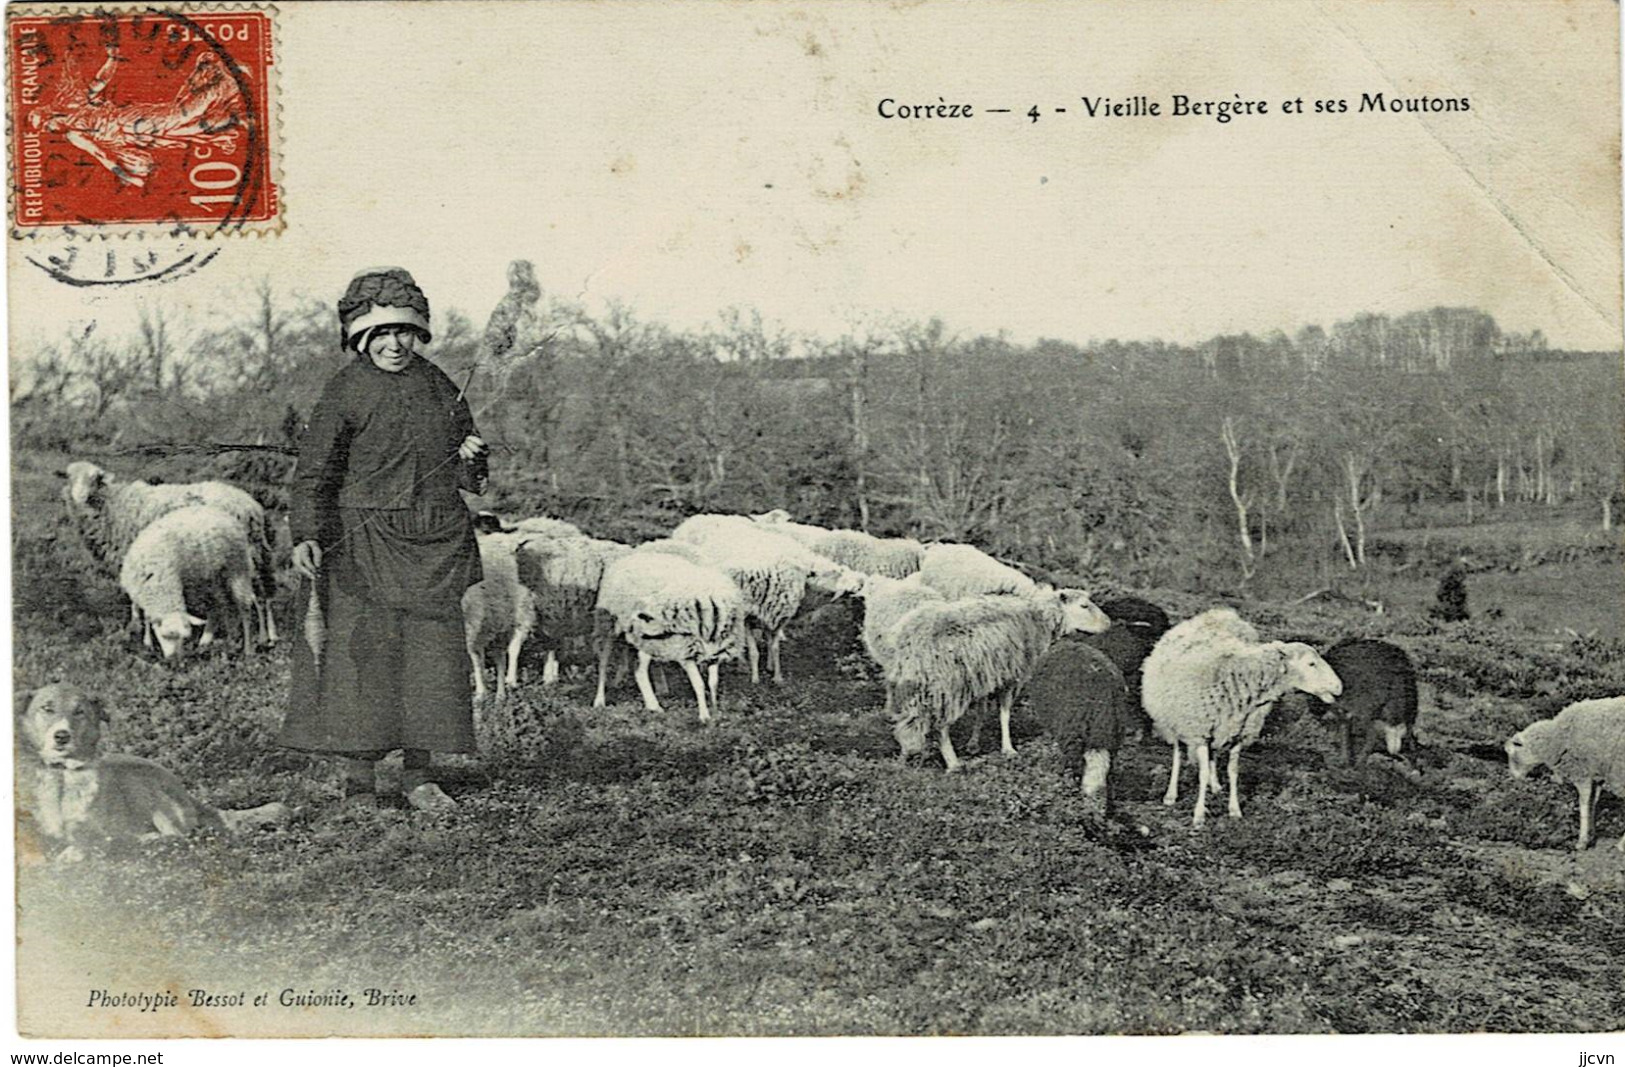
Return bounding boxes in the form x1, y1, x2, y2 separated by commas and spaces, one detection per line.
53, 460, 1625, 851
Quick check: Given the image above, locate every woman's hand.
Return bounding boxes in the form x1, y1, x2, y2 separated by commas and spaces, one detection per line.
458, 435, 488, 460
292, 540, 323, 580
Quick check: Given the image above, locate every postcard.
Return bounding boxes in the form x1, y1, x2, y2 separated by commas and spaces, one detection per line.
7, 0, 1622, 1047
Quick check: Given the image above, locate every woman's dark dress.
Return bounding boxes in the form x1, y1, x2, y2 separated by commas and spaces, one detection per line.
280, 353, 484, 755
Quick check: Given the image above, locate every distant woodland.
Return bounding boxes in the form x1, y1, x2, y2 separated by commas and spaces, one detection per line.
13, 266, 1621, 591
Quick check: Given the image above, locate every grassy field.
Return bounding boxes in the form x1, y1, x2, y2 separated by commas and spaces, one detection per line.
11, 450, 1625, 1037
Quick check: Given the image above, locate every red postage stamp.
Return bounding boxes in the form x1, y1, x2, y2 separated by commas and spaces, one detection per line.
9, 6, 278, 234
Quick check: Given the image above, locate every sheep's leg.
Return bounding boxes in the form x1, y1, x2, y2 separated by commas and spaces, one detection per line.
938, 723, 963, 774
592, 640, 614, 708
681, 660, 710, 724
882, 682, 894, 718
1081, 749, 1112, 814
1162, 742, 1181, 805
634, 651, 662, 712
198, 616, 216, 648
612, 646, 630, 686
1227, 745, 1245, 819
707, 662, 720, 709
744, 628, 761, 684
769, 629, 786, 684
543, 651, 560, 686
469, 647, 488, 699
1207, 742, 1222, 795
999, 690, 1018, 757
263, 598, 279, 646
1340, 719, 1355, 767
1192, 743, 1212, 827
240, 601, 255, 655
1576, 779, 1595, 850
654, 662, 671, 696
504, 629, 526, 690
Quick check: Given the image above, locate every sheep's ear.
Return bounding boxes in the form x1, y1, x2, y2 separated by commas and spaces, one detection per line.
14, 689, 34, 719
52, 468, 67, 480
87, 694, 110, 723
186, 613, 207, 628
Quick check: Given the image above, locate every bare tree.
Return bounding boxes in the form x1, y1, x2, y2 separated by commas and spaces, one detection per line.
1220, 416, 1257, 578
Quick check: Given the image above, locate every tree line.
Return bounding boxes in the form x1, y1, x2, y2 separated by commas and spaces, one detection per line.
13, 265, 1621, 593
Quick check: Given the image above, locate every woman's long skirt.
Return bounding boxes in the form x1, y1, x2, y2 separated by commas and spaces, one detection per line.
281, 503, 481, 755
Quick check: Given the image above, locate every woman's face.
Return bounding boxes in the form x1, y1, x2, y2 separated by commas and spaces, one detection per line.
365, 324, 420, 373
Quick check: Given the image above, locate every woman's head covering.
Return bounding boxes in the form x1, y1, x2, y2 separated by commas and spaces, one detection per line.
338, 267, 432, 351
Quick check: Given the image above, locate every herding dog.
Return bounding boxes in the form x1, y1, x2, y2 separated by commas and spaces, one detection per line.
16, 683, 290, 862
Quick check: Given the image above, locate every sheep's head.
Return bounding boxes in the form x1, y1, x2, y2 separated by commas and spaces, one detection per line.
60, 461, 109, 515
1282, 642, 1342, 703
152, 611, 208, 660
1504, 721, 1552, 780
1057, 588, 1111, 635
751, 508, 792, 525
809, 563, 865, 599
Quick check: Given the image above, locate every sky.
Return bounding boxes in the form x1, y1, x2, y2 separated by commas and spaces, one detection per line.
8, 0, 1622, 359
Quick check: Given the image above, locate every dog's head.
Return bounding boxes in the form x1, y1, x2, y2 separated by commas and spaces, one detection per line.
18, 684, 108, 769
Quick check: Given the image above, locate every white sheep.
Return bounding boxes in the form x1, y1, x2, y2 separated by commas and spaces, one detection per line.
118, 505, 261, 660
509, 514, 584, 540
750, 510, 925, 578
886, 587, 1110, 772
918, 542, 1039, 598
62, 461, 278, 645
1505, 697, 1625, 852
1141, 609, 1343, 827
513, 533, 632, 685
855, 573, 944, 713
462, 532, 539, 700
748, 508, 832, 547
593, 547, 747, 722
674, 516, 864, 683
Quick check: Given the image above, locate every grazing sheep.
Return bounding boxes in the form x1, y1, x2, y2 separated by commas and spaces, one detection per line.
1317, 639, 1420, 766
62, 461, 279, 644
918, 542, 1038, 598
1142, 609, 1342, 826
1028, 639, 1132, 813
807, 529, 925, 579
672, 512, 766, 546
675, 516, 864, 683
513, 533, 632, 684
1078, 596, 1171, 736
887, 588, 1110, 772
751, 510, 925, 578
855, 573, 945, 713
1505, 697, 1625, 852
462, 532, 538, 700
749, 508, 833, 548
509, 514, 585, 540
593, 547, 747, 722
118, 506, 261, 660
